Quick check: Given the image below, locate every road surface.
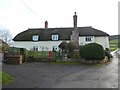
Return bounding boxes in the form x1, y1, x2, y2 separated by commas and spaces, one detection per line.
2, 51, 118, 88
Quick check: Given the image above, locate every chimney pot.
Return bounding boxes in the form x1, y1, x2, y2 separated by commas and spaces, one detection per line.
73, 12, 77, 27
45, 21, 48, 28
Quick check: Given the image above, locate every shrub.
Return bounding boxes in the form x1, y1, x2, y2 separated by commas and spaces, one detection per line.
66, 42, 76, 58
59, 41, 77, 58
71, 51, 80, 59
27, 51, 48, 58
7, 47, 21, 53
80, 43, 105, 60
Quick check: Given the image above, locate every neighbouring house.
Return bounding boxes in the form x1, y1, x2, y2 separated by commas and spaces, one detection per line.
0, 39, 9, 52
11, 12, 110, 51
0, 39, 9, 62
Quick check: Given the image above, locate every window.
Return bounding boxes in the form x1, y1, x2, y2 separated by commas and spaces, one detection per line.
32, 35, 39, 41
33, 46, 38, 51
85, 36, 92, 42
51, 35, 59, 41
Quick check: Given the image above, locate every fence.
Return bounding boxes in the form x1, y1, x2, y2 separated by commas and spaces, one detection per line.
4, 53, 25, 64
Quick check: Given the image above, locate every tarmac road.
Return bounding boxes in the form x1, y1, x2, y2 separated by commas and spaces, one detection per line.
2, 51, 118, 88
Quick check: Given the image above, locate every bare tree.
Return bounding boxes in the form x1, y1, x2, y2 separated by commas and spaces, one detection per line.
0, 26, 12, 45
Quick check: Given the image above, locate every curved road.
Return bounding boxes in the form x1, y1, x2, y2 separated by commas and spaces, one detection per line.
2, 51, 118, 88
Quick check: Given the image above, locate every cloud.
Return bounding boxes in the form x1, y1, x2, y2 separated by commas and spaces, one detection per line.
0, 0, 119, 37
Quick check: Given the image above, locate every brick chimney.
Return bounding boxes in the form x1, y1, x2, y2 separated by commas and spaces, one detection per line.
70, 12, 79, 48
45, 21, 48, 28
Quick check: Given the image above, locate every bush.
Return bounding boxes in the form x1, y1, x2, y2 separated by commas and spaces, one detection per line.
67, 42, 76, 53
80, 43, 105, 60
59, 41, 77, 58
71, 51, 80, 59
27, 51, 48, 58
7, 47, 21, 53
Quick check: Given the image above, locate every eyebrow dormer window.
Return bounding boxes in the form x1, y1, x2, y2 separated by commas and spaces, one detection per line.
32, 35, 39, 41
51, 35, 59, 41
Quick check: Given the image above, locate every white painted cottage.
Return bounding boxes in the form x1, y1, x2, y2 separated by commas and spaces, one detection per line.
11, 13, 110, 51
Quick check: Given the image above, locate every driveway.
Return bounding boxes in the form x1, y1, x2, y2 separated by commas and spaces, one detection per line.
116, 49, 120, 89
2, 51, 118, 88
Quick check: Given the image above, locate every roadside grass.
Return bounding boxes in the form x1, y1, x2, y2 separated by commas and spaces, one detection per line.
49, 62, 81, 65
49, 61, 102, 66
0, 71, 13, 85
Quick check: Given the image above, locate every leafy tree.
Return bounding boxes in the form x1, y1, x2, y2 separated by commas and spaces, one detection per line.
66, 42, 76, 58
59, 41, 76, 58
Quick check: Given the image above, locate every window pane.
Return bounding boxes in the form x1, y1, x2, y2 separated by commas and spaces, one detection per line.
52, 35, 58, 40
86, 36, 92, 42
32, 35, 39, 41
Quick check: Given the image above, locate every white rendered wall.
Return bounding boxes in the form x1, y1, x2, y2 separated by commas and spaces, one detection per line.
11, 36, 109, 51
79, 36, 95, 45
11, 41, 69, 51
94, 36, 109, 49
79, 36, 109, 49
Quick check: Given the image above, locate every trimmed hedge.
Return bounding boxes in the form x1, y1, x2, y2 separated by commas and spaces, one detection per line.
80, 43, 105, 60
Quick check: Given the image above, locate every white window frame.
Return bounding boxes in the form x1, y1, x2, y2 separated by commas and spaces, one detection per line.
85, 36, 93, 42
32, 35, 39, 41
51, 35, 59, 41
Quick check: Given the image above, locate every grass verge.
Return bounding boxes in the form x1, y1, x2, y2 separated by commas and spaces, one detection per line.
49, 61, 102, 66
0, 71, 13, 85
49, 62, 81, 65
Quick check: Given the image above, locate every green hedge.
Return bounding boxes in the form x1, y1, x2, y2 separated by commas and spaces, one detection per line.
80, 43, 105, 60
27, 51, 48, 58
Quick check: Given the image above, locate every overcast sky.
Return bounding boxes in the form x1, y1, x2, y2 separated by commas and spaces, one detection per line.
0, 0, 119, 38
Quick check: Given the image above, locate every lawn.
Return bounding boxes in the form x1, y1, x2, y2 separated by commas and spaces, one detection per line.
0, 71, 13, 85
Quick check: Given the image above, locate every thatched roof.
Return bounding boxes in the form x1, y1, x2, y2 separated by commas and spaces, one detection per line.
13, 27, 109, 41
